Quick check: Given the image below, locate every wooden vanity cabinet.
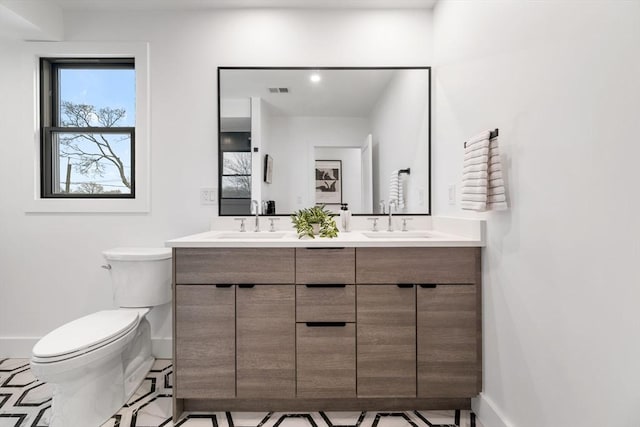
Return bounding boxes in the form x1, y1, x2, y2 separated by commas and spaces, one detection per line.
355, 247, 481, 400
174, 248, 296, 401
294, 247, 357, 398
173, 246, 481, 417
175, 283, 296, 400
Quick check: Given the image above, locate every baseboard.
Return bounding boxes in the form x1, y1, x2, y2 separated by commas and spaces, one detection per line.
0, 338, 38, 358
472, 393, 514, 427
185, 397, 471, 412
151, 338, 172, 359
1, 337, 173, 359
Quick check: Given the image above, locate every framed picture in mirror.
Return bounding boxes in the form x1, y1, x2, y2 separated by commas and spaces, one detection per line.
315, 160, 342, 205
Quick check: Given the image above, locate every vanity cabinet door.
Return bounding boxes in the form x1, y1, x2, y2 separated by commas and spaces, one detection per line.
296, 323, 356, 398
175, 285, 235, 398
356, 285, 416, 397
417, 284, 479, 398
236, 285, 295, 398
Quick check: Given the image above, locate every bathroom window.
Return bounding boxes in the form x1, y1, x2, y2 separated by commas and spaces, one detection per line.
219, 132, 252, 215
40, 58, 135, 198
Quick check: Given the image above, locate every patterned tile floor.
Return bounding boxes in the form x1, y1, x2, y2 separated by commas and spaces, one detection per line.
0, 359, 481, 427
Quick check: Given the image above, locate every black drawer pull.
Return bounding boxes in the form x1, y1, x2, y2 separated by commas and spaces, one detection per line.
238, 284, 255, 288
397, 284, 414, 288
304, 247, 346, 250
305, 322, 347, 327
215, 284, 233, 288
305, 284, 346, 288
419, 284, 437, 288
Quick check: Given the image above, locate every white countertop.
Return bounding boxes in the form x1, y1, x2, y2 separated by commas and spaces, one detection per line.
165, 217, 485, 248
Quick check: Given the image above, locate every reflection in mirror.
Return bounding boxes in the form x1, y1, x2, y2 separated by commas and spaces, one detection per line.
218, 67, 430, 216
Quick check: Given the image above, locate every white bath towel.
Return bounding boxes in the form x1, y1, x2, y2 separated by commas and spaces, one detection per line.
461, 131, 508, 211
389, 170, 405, 209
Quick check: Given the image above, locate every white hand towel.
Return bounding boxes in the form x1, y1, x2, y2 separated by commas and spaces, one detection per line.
461, 131, 508, 212
389, 170, 405, 209
487, 135, 508, 211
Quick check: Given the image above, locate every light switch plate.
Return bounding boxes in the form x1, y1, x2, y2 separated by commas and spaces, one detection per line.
200, 188, 217, 205
448, 184, 456, 205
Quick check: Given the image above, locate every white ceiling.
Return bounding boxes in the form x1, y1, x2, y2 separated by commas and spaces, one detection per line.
220, 68, 398, 117
53, 0, 438, 11
0, 0, 435, 40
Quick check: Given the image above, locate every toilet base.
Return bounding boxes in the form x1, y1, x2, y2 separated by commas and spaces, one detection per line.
43, 318, 154, 427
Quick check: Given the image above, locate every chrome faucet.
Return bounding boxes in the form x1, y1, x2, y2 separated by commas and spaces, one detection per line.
367, 217, 379, 232
250, 200, 260, 232
379, 200, 386, 214
387, 200, 397, 231
234, 217, 247, 232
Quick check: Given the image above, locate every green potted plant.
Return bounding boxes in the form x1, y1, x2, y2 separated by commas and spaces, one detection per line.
290, 205, 339, 239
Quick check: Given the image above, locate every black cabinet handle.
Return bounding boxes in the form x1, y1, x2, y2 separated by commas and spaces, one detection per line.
305, 284, 346, 288
304, 247, 346, 250
419, 284, 437, 288
215, 284, 233, 288
305, 322, 347, 327
238, 284, 255, 288
397, 284, 415, 288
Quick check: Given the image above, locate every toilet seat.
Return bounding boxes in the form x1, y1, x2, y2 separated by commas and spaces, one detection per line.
32, 308, 149, 364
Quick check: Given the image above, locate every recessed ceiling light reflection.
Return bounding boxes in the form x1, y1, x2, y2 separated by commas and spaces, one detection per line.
310, 73, 322, 83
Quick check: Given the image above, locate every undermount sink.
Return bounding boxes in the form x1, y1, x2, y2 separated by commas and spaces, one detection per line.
362, 231, 432, 239
216, 231, 289, 239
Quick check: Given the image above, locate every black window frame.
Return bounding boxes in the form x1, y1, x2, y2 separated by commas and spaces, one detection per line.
219, 131, 252, 215
40, 57, 136, 199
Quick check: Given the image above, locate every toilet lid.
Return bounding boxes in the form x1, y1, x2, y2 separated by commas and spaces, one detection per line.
102, 247, 172, 261
32, 310, 144, 359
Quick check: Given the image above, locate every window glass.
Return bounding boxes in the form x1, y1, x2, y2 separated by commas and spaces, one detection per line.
222, 176, 251, 198
222, 152, 251, 176
58, 68, 135, 127
52, 132, 132, 195
41, 59, 135, 198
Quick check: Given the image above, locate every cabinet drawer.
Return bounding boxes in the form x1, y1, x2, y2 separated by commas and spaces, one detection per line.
356, 247, 479, 284
296, 322, 356, 398
295, 248, 355, 284
296, 285, 355, 323
175, 248, 295, 284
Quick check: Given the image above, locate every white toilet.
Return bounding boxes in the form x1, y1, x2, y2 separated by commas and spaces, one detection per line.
30, 247, 172, 427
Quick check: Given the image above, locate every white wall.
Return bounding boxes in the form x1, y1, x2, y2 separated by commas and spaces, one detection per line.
370, 69, 430, 213
259, 99, 274, 204
267, 115, 371, 213
433, 2, 640, 427
250, 97, 262, 205
0, 8, 432, 356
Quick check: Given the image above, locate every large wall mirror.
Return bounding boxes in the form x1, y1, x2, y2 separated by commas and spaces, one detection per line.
218, 67, 431, 216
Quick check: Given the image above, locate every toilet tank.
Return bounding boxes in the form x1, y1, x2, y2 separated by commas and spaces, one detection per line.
102, 248, 172, 308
